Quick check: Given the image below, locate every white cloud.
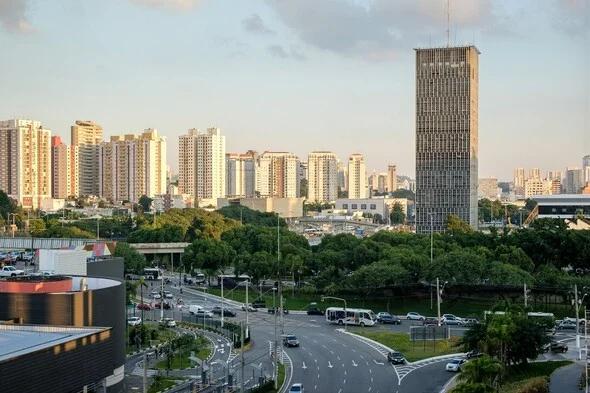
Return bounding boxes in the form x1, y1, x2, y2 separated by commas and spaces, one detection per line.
243, 14, 275, 35
0, 0, 33, 33
129, 0, 202, 11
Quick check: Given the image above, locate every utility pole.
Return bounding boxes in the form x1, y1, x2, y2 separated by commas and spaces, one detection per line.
576, 284, 580, 354
430, 213, 434, 310
142, 351, 147, 393
437, 277, 441, 326
245, 278, 249, 330
273, 287, 278, 390
240, 321, 245, 393
524, 282, 528, 308
160, 272, 164, 321
221, 270, 224, 328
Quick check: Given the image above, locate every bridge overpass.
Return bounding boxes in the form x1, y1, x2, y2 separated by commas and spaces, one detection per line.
0, 237, 99, 250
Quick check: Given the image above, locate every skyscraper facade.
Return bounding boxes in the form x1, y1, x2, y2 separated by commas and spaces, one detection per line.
255, 152, 299, 198
513, 167, 526, 196
583, 155, 590, 184
178, 128, 226, 203
415, 46, 479, 233
565, 168, 584, 194
226, 151, 256, 198
0, 119, 52, 209
307, 151, 338, 203
71, 120, 103, 197
347, 153, 367, 199
99, 129, 166, 203
387, 164, 397, 192
51, 136, 79, 199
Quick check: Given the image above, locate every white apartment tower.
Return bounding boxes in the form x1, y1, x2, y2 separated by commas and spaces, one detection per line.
178, 128, 226, 203
51, 136, 79, 199
226, 151, 256, 198
99, 129, 166, 203
71, 120, 103, 197
0, 119, 52, 209
256, 152, 299, 198
347, 154, 367, 199
307, 151, 338, 203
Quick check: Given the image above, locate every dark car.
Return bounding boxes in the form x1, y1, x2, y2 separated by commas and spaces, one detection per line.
137, 303, 152, 311
155, 302, 171, 310
211, 306, 236, 317
387, 351, 406, 365
464, 318, 480, 327
423, 317, 439, 326
544, 341, 568, 353
252, 299, 266, 308
377, 312, 402, 325
283, 335, 300, 347
306, 303, 324, 315
465, 350, 483, 360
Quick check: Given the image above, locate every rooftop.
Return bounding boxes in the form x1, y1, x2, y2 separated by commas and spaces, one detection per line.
0, 324, 106, 362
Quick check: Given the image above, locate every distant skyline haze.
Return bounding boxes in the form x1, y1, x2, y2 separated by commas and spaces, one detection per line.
0, 0, 588, 180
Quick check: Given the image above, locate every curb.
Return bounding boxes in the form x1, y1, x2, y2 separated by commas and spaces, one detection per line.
338, 329, 465, 365
278, 349, 293, 393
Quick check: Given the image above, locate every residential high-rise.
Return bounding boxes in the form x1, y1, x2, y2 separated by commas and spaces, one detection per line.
513, 168, 526, 196
71, 120, 103, 197
524, 178, 553, 198
415, 46, 479, 233
51, 136, 79, 199
307, 151, 338, 203
255, 152, 299, 198
226, 151, 256, 198
0, 119, 52, 209
387, 164, 397, 193
583, 155, 590, 184
178, 128, 226, 204
529, 168, 541, 180
478, 178, 499, 200
99, 129, 166, 203
347, 153, 367, 199
337, 160, 347, 193
565, 168, 584, 194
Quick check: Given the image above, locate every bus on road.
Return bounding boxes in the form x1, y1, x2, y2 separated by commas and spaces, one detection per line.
325, 307, 377, 327
143, 268, 162, 280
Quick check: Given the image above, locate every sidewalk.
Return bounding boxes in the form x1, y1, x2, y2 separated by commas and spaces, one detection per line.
550, 361, 584, 393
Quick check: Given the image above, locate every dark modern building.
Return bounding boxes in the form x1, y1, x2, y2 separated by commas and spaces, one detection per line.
0, 273, 125, 392
415, 46, 480, 233
534, 194, 590, 219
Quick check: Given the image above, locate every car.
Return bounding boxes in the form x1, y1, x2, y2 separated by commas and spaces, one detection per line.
137, 303, 152, 311
288, 383, 303, 393
194, 309, 214, 319
189, 305, 204, 315
543, 341, 568, 353
0, 266, 25, 277
442, 315, 465, 326
160, 318, 176, 328
306, 303, 324, 315
445, 358, 466, 372
406, 312, 425, 321
423, 317, 439, 326
127, 316, 142, 326
283, 335, 300, 347
241, 303, 257, 312
465, 350, 483, 360
164, 291, 173, 299
252, 299, 266, 308
463, 318, 480, 327
267, 308, 289, 314
557, 320, 577, 330
377, 312, 402, 325
212, 306, 236, 317
21, 252, 34, 262
155, 302, 171, 309
387, 351, 406, 365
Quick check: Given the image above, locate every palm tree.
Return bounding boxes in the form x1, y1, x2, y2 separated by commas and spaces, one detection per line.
458, 355, 503, 388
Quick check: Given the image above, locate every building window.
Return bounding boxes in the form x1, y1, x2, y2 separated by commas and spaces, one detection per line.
351, 204, 357, 209
370, 204, 376, 210
361, 204, 366, 209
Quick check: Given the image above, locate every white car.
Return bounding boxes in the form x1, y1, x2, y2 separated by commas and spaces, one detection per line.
127, 316, 142, 326
0, 266, 25, 277
289, 383, 304, 393
445, 358, 466, 372
406, 312, 425, 321
152, 293, 162, 299
165, 292, 173, 299
160, 318, 176, 327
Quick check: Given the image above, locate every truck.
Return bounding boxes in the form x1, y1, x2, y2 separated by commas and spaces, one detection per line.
0, 266, 25, 277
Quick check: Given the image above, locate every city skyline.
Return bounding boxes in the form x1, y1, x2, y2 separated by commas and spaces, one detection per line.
0, 0, 587, 180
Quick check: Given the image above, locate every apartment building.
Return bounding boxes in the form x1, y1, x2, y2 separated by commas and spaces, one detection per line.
71, 120, 103, 197
307, 151, 338, 203
256, 152, 299, 198
347, 153, 367, 199
51, 136, 79, 199
226, 151, 256, 198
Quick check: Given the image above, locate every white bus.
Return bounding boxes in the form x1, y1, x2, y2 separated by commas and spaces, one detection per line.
325, 307, 377, 327
143, 268, 162, 280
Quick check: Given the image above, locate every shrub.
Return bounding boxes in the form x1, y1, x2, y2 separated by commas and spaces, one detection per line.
517, 377, 548, 393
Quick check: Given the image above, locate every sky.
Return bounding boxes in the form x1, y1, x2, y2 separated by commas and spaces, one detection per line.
0, 0, 588, 181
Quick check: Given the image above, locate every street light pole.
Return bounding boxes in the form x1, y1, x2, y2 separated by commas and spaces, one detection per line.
430, 213, 434, 310
437, 278, 441, 326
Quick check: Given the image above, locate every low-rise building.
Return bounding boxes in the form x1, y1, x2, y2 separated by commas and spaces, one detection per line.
217, 197, 304, 218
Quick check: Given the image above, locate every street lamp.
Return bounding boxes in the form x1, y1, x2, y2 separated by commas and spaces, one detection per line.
8, 213, 18, 238
437, 278, 449, 326
322, 296, 348, 332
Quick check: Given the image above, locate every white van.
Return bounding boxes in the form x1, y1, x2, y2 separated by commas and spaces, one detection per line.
189, 305, 204, 315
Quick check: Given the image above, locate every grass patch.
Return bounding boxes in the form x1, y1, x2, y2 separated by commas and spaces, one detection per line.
350, 329, 459, 362
499, 361, 572, 393
127, 323, 176, 354
156, 335, 211, 370
148, 376, 179, 393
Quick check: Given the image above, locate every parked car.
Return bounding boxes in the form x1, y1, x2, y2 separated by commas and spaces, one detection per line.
212, 306, 236, 317
268, 308, 289, 314
445, 358, 466, 372
137, 303, 152, 311
557, 320, 577, 330
442, 315, 465, 326
288, 383, 304, 393
160, 318, 176, 328
377, 312, 402, 325
127, 316, 142, 326
406, 312, 425, 321
387, 351, 406, 365
164, 291, 173, 299
463, 318, 480, 327
155, 302, 171, 310
422, 317, 439, 326
306, 302, 324, 316
0, 266, 25, 277
283, 335, 300, 347
194, 309, 214, 319
241, 303, 257, 312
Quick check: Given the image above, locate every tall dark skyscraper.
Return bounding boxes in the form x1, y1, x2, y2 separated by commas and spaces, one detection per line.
415, 46, 480, 233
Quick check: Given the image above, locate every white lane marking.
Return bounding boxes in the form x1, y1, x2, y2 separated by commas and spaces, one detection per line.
314, 385, 317, 391
344, 370, 347, 375
302, 362, 307, 369
352, 360, 358, 367
351, 349, 356, 353
369, 369, 373, 374
329, 350, 334, 355
328, 361, 333, 368
368, 386, 372, 392
338, 389, 342, 393
343, 379, 347, 384
337, 355, 341, 361
360, 354, 365, 360
317, 373, 320, 379
314, 359, 318, 363
373, 359, 384, 365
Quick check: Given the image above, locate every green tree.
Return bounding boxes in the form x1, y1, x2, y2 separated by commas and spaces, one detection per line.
0, 190, 17, 222
138, 195, 153, 212
447, 214, 473, 233
183, 238, 236, 284
114, 242, 146, 273
457, 355, 503, 388
389, 202, 405, 224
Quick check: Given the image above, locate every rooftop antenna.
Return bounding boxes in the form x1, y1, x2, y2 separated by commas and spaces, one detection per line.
446, 0, 451, 47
